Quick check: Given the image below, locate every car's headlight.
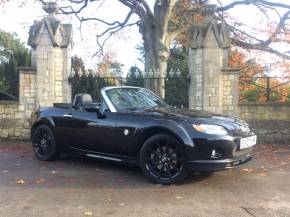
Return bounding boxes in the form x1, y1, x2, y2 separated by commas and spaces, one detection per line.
193, 124, 228, 135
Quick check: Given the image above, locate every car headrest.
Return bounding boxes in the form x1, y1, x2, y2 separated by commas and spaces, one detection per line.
73, 94, 92, 110
81, 94, 92, 105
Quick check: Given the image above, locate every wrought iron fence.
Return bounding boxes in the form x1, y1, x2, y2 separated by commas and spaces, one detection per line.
239, 76, 290, 102
0, 77, 19, 101
69, 70, 190, 108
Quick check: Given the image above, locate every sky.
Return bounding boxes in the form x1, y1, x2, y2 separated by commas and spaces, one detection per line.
0, 0, 143, 72
0, 0, 289, 75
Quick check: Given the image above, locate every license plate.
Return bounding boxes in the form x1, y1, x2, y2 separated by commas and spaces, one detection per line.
240, 135, 257, 149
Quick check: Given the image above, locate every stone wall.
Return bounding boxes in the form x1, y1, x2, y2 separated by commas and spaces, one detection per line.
0, 101, 30, 139
238, 103, 290, 144
239, 103, 290, 121
0, 69, 37, 140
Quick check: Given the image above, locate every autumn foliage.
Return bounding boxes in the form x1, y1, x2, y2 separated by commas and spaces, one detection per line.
229, 49, 290, 102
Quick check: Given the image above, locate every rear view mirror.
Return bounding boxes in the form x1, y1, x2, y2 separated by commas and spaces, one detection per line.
84, 103, 106, 119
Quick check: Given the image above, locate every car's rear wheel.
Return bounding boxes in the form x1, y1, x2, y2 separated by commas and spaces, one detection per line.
139, 134, 188, 184
32, 124, 59, 161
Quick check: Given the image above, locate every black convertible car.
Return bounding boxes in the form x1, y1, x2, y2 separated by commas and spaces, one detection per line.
30, 86, 256, 184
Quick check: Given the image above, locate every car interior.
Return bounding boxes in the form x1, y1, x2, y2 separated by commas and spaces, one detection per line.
53, 93, 108, 113
72, 93, 93, 111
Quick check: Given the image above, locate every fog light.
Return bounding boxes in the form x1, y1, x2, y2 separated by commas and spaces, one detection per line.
211, 149, 222, 159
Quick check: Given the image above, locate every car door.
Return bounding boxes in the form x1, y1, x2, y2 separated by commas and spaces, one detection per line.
68, 108, 118, 154
115, 112, 149, 157
52, 108, 77, 146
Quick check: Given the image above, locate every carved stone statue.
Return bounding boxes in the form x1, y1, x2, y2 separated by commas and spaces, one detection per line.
28, 1, 72, 48
42, 1, 59, 15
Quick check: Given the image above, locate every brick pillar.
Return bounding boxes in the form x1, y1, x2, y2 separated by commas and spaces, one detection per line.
27, 2, 73, 107
187, 5, 240, 115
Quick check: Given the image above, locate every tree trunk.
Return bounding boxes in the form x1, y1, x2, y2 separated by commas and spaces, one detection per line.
141, 16, 171, 98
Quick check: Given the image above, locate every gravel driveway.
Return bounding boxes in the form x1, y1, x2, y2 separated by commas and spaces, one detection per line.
0, 140, 290, 217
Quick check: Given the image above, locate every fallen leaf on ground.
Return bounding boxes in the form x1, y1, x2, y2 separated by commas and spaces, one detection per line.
35, 178, 45, 184
16, 179, 26, 184
83, 211, 93, 216
241, 168, 254, 173
258, 172, 268, 177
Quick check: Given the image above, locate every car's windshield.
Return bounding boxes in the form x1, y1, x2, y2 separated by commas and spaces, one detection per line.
106, 87, 168, 112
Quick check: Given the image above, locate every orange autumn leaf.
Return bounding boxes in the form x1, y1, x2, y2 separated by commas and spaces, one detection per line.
35, 178, 45, 184
83, 211, 93, 216
258, 172, 268, 177
16, 179, 26, 184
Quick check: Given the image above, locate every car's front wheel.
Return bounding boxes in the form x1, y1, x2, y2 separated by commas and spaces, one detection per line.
139, 134, 188, 184
32, 124, 59, 161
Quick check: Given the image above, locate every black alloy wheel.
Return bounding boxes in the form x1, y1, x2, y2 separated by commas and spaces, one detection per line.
32, 124, 59, 161
139, 134, 188, 184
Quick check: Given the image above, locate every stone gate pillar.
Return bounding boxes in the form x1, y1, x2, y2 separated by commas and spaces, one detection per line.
187, 5, 240, 115
27, 2, 72, 107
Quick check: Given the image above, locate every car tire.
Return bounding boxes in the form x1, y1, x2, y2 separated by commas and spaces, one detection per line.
139, 134, 189, 184
32, 124, 60, 161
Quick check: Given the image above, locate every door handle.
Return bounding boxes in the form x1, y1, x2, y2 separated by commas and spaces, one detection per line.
88, 122, 98, 126
63, 114, 72, 118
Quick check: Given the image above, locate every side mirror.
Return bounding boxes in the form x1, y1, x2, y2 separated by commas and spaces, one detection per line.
84, 103, 106, 119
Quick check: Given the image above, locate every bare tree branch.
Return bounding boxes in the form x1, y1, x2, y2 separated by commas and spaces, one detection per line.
94, 20, 140, 57
51, 0, 290, 62
214, 0, 290, 60
59, 0, 89, 14
232, 38, 290, 59
218, 0, 290, 12
118, 0, 147, 19
263, 10, 290, 46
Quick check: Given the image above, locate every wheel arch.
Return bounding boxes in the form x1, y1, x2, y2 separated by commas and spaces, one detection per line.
30, 117, 55, 140
136, 121, 194, 150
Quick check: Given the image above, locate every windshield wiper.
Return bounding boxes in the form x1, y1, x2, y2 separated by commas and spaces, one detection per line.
143, 106, 160, 111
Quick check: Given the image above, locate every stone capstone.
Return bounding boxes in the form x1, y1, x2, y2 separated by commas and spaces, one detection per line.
28, 15, 72, 48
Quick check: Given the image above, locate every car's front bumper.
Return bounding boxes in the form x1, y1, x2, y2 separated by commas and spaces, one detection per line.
186, 153, 253, 171
183, 133, 256, 171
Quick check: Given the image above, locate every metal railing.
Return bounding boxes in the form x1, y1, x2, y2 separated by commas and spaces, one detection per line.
69, 70, 190, 108
239, 76, 290, 102
0, 77, 19, 101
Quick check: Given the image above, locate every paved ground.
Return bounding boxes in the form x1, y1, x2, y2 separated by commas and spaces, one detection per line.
0, 140, 290, 217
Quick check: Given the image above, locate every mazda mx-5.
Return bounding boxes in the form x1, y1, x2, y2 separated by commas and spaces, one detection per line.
30, 86, 256, 184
